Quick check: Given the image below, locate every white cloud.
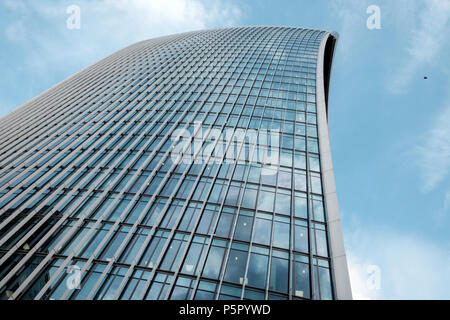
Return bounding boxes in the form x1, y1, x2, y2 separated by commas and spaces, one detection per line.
347, 254, 382, 300
5, 20, 27, 45
388, 0, 450, 93
435, 189, 450, 224
2, 0, 242, 75
89, 0, 242, 42
346, 221, 450, 299
444, 190, 450, 212
329, 0, 368, 60
0, 0, 242, 115
413, 96, 450, 191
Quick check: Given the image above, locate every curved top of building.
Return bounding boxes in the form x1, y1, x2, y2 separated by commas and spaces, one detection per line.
122, 26, 338, 116
1, 26, 338, 126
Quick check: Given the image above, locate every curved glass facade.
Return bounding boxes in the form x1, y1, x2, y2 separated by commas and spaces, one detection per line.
0, 26, 350, 300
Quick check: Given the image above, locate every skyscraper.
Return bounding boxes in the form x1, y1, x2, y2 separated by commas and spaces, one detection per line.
0, 26, 351, 300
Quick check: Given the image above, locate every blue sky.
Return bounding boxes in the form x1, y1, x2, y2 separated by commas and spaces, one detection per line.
1, 0, 450, 299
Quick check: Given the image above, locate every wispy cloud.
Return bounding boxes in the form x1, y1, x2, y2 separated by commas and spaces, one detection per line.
329, 0, 368, 60
2, 0, 242, 70
388, 0, 450, 93
346, 220, 450, 299
430, 189, 450, 227
347, 254, 382, 300
413, 95, 450, 191
0, 0, 242, 116
444, 190, 450, 212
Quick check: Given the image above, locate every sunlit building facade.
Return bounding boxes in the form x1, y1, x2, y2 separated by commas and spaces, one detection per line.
0, 26, 351, 300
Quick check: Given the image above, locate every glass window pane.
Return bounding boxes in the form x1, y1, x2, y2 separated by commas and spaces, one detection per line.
160, 238, 185, 271
275, 192, 291, 215
223, 248, 248, 285
247, 251, 268, 289
269, 256, 288, 294
260, 168, 277, 185
294, 172, 306, 191
294, 261, 310, 299
294, 194, 307, 219
257, 188, 275, 212
319, 267, 333, 300
295, 137, 306, 151
170, 286, 189, 300
182, 242, 203, 275
244, 288, 265, 300
309, 155, 320, 172
248, 166, 260, 184
295, 225, 308, 253
273, 221, 290, 249
294, 153, 306, 169
233, 212, 254, 242
215, 208, 236, 238
225, 184, 242, 206
241, 186, 257, 209
125, 198, 147, 224
202, 246, 226, 279
280, 150, 292, 166
277, 170, 291, 189
252, 216, 272, 246
310, 174, 322, 194
313, 199, 325, 222
315, 229, 328, 257
197, 209, 217, 235
178, 207, 200, 232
